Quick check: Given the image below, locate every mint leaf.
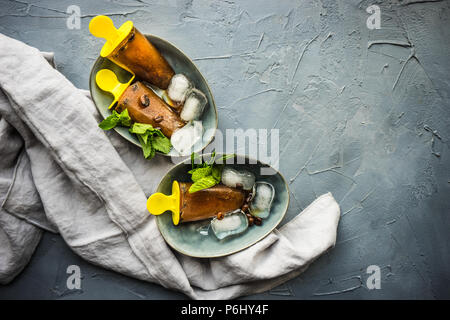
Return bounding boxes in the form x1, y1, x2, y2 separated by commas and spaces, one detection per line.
152, 135, 172, 154
99, 114, 120, 130
154, 130, 165, 138
188, 152, 225, 189
138, 134, 155, 159
119, 109, 131, 127
99, 109, 131, 130
189, 176, 218, 193
148, 142, 156, 159
190, 167, 212, 183
129, 123, 155, 135
211, 165, 223, 182
132, 123, 171, 158
140, 131, 150, 144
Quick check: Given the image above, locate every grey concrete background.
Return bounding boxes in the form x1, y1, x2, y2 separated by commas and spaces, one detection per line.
0, 0, 449, 299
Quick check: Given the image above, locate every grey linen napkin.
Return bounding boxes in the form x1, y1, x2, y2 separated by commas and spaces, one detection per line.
0, 33, 340, 299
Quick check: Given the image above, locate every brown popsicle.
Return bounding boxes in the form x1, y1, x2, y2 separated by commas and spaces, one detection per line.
179, 182, 246, 223
108, 27, 175, 89
115, 81, 185, 138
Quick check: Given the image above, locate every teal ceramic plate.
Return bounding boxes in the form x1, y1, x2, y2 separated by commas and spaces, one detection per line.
155, 154, 290, 258
89, 35, 218, 156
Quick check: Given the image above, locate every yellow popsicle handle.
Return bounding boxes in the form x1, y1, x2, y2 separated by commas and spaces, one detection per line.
95, 69, 130, 106
89, 15, 119, 42
89, 15, 133, 57
147, 181, 181, 225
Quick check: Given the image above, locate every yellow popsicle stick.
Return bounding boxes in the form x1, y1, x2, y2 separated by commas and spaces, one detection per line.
89, 15, 134, 58
147, 181, 181, 225
95, 69, 134, 109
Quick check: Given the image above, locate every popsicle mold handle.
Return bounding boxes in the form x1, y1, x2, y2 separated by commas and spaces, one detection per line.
96, 69, 122, 98
95, 69, 134, 109
89, 15, 133, 57
89, 15, 118, 41
147, 181, 181, 225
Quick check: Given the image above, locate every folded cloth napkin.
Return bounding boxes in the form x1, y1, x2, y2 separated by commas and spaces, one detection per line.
0, 33, 340, 299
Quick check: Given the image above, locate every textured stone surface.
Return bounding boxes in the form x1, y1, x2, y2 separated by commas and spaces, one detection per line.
0, 0, 449, 299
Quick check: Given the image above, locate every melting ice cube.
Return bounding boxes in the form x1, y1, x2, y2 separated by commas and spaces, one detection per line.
180, 88, 207, 121
193, 220, 211, 236
221, 167, 255, 191
167, 74, 193, 104
171, 120, 203, 156
211, 209, 249, 240
249, 182, 275, 219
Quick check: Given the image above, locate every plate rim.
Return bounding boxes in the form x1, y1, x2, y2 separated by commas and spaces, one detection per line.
155, 153, 291, 258
88, 33, 218, 156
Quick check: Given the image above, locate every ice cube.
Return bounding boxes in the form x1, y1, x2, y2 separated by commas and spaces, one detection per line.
192, 220, 211, 236
180, 88, 207, 121
170, 120, 203, 155
167, 74, 193, 104
249, 182, 275, 219
221, 167, 255, 191
211, 209, 248, 240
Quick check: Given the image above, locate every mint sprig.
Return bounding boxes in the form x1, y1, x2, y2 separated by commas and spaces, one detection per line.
129, 123, 172, 159
99, 109, 131, 130
187, 151, 235, 193
98, 109, 171, 160
189, 175, 219, 193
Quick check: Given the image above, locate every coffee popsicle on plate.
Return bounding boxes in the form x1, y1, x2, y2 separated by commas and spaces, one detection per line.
147, 181, 247, 225
115, 81, 185, 138
89, 15, 175, 89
